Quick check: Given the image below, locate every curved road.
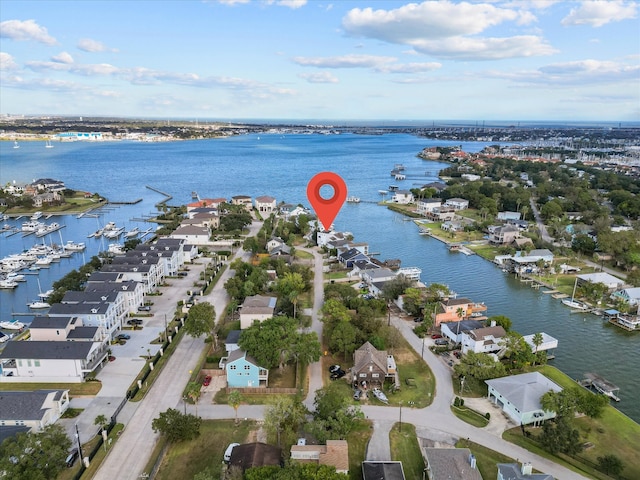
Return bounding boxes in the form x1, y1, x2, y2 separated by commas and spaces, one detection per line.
93, 235, 588, 480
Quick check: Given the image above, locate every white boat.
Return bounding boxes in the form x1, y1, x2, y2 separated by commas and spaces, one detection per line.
38, 289, 54, 299
31, 211, 43, 220
13, 141, 19, 149
0, 320, 25, 330
21, 220, 44, 232
64, 240, 86, 251
103, 221, 117, 230
6, 273, 26, 282
562, 277, 589, 310
108, 243, 125, 254
28, 300, 50, 309
0, 279, 18, 289
372, 387, 389, 404
0, 331, 11, 343
35, 256, 52, 267
125, 227, 140, 238
103, 227, 124, 239
45, 139, 54, 148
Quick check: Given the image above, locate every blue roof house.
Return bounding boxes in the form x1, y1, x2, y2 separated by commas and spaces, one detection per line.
226, 349, 269, 388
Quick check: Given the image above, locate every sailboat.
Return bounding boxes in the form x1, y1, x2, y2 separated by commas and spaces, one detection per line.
45, 139, 54, 148
562, 277, 589, 310
13, 141, 19, 149
28, 278, 52, 309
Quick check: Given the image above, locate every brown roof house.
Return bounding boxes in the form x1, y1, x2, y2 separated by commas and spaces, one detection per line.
290, 439, 349, 474
239, 295, 277, 329
352, 342, 398, 389
228, 442, 282, 473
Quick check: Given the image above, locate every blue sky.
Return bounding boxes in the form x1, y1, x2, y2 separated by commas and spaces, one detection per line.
1, 0, 638, 122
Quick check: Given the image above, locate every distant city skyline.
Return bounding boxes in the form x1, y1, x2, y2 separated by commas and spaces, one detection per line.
1, 0, 638, 122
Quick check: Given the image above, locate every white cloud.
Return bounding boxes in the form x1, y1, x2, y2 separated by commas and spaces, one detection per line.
51, 52, 74, 64
268, 0, 307, 8
0, 52, 18, 71
293, 54, 397, 68
77, 38, 113, 53
341, 1, 555, 60
0, 19, 56, 45
298, 72, 339, 83
26, 60, 120, 76
561, 0, 637, 27
375, 62, 441, 73
214, 0, 251, 5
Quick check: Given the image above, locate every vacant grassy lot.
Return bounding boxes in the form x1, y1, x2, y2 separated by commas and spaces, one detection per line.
390, 422, 425, 480
154, 419, 255, 480
0, 381, 102, 396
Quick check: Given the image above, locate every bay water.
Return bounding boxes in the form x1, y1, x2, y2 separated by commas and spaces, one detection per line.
1, 134, 638, 422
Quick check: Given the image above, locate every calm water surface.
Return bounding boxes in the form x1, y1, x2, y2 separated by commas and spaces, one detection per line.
1, 134, 638, 422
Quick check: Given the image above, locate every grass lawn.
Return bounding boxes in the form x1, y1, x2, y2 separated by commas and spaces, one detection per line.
154, 419, 255, 480
295, 250, 314, 260
0, 381, 102, 396
326, 271, 351, 280
214, 365, 299, 405
468, 243, 502, 261
456, 438, 516, 480
451, 405, 489, 428
347, 420, 374, 480
389, 422, 425, 480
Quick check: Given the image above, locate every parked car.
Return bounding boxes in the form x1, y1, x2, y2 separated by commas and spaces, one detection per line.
138, 305, 151, 312
328, 365, 342, 374
224, 443, 240, 463
330, 368, 346, 380
116, 333, 131, 341
65, 448, 79, 468
353, 389, 362, 401
108, 355, 116, 362
431, 334, 442, 339
177, 271, 188, 277
435, 339, 448, 346
203, 375, 212, 386
127, 318, 143, 325
413, 317, 423, 323
453, 351, 462, 358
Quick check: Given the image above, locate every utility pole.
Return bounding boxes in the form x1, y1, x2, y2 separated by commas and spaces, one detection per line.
75, 423, 84, 464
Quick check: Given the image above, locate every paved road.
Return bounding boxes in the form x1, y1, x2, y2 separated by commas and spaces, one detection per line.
302, 247, 325, 410
530, 198, 554, 244
90, 229, 588, 480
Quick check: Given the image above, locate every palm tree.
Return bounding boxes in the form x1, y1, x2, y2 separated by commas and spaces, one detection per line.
228, 390, 243, 425
456, 307, 465, 321
532, 332, 544, 366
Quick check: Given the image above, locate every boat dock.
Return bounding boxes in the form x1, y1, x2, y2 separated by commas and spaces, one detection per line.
579, 373, 621, 401
109, 198, 143, 205
146, 185, 172, 207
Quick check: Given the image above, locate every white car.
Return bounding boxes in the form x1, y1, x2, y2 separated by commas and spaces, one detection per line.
224, 443, 240, 463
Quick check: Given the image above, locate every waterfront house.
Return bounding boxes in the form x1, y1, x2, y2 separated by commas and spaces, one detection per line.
498, 463, 552, 480
255, 195, 277, 213
577, 272, 625, 291
0, 390, 70, 433
352, 342, 398, 388
440, 320, 484, 344
49, 291, 126, 340
239, 295, 277, 329
186, 198, 226, 212
33, 192, 61, 207
611, 287, 640, 309
0, 340, 108, 383
423, 448, 482, 480
391, 190, 414, 204
360, 267, 397, 285
416, 199, 442, 216
486, 372, 561, 426
460, 325, 506, 354
444, 198, 469, 210
101, 262, 161, 294
28, 316, 100, 342
31, 178, 65, 192
424, 206, 456, 222
434, 298, 487, 327
488, 225, 520, 246
522, 332, 558, 357
231, 195, 253, 210
339, 248, 369, 268
184, 212, 220, 230
225, 350, 268, 388
290, 440, 349, 474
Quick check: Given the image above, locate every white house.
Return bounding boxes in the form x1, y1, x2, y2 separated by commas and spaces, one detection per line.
416, 199, 442, 216
391, 190, 414, 204
170, 225, 211, 246
522, 332, 558, 356
497, 211, 522, 221
239, 295, 277, 329
0, 390, 70, 432
611, 287, 640, 306
0, 341, 108, 383
460, 325, 506, 354
486, 372, 561, 426
255, 195, 277, 213
577, 272, 625, 291
444, 198, 469, 210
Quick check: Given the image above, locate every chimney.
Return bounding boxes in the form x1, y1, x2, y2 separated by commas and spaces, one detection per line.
468, 454, 477, 469
521, 462, 533, 475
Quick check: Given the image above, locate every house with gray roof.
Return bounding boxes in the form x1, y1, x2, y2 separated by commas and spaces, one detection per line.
424, 448, 482, 480
49, 295, 123, 340
170, 225, 211, 246
486, 372, 561, 426
101, 263, 157, 293
460, 325, 506, 354
0, 390, 70, 433
29, 316, 99, 342
239, 295, 277, 329
497, 462, 553, 480
441, 320, 485, 344
84, 280, 145, 315
0, 340, 108, 383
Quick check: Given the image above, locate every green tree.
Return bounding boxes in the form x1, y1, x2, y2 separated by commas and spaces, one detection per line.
264, 396, 307, 447
246, 463, 348, 479
151, 408, 201, 442
453, 351, 507, 381
538, 416, 582, 455
193, 467, 217, 480
228, 390, 243, 425
0, 425, 71, 480
239, 315, 299, 370
402, 287, 425, 317
330, 321, 358, 360
277, 272, 306, 318
290, 331, 322, 372
307, 383, 363, 443
531, 332, 544, 366
597, 454, 624, 477
489, 315, 512, 331
184, 302, 216, 346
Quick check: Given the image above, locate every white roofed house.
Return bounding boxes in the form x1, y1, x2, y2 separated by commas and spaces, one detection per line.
486, 372, 562, 426
101, 262, 161, 294
416, 198, 442, 216
577, 272, 625, 291
239, 295, 277, 329
255, 195, 276, 213
444, 197, 469, 210
391, 190, 414, 204
611, 287, 640, 308
460, 325, 506, 354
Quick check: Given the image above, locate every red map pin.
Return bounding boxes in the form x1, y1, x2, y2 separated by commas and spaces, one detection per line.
307, 172, 348, 231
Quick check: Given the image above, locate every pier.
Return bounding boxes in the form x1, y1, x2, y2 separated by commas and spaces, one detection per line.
146, 185, 173, 207
579, 373, 621, 402
109, 198, 143, 205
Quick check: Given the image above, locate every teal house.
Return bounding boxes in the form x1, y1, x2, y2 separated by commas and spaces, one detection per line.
225, 349, 269, 388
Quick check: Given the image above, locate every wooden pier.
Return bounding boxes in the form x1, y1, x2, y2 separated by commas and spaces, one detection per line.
109, 198, 143, 205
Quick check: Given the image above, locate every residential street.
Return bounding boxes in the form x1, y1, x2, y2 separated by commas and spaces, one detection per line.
90, 227, 588, 480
